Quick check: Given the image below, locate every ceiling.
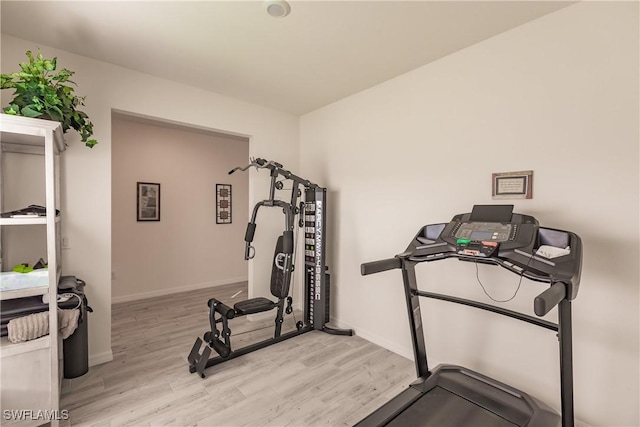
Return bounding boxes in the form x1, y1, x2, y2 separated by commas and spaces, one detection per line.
0, 1, 574, 115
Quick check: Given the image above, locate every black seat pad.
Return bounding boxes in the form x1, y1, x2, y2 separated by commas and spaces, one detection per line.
234, 297, 277, 315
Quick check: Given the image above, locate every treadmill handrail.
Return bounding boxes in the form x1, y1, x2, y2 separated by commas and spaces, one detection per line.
361, 257, 402, 275
402, 251, 573, 317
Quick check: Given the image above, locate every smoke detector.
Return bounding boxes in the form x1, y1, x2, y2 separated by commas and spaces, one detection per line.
265, 0, 291, 18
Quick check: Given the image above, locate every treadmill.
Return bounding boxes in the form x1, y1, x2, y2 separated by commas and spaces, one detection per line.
357, 205, 582, 427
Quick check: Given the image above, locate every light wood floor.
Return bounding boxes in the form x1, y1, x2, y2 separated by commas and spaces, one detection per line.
60, 282, 415, 426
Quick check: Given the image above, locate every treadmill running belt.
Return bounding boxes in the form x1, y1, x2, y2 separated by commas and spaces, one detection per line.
387, 386, 518, 427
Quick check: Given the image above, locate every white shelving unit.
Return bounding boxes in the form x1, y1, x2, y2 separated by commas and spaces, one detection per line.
0, 114, 65, 425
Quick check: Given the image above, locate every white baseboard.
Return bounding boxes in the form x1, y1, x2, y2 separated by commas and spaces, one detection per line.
88, 349, 113, 367
329, 316, 414, 361
111, 277, 248, 304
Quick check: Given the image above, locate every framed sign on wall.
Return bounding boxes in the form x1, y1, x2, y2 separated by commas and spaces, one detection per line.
492, 170, 533, 200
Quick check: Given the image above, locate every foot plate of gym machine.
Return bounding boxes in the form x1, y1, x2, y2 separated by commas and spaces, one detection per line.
187, 337, 211, 378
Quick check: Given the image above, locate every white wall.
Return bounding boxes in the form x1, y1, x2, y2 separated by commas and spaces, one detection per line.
1, 34, 300, 366
300, 3, 639, 427
111, 115, 249, 302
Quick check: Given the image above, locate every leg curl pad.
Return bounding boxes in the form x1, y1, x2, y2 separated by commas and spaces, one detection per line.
207, 298, 236, 319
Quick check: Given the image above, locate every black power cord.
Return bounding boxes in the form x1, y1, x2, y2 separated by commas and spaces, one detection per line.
474, 253, 534, 303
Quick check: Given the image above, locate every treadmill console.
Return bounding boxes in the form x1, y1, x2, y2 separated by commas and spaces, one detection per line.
453, 222, 515, 242
438, 204, 538, 253
450, 221, 515, 258
407, 204, 582, 299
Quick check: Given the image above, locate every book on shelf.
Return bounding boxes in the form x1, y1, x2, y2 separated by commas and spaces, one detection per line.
1, 204, 59, 218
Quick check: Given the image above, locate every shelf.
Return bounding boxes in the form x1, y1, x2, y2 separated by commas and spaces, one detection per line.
0, 335, 51, 358
0, 268, 50, 301
0, 217, 46, 226
0, 418, 48, 427
1, 418, 49, 427
0, 114, 62, 416
0, 285, 48, 301
0, 115, 66, 154
0, 216, 59, 226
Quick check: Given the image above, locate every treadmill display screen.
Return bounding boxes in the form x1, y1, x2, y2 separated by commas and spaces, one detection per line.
469, 231, 493, 240
454, 222, 513, 242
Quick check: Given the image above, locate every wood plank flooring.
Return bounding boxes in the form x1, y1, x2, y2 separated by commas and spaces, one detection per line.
60, 282, 415, 426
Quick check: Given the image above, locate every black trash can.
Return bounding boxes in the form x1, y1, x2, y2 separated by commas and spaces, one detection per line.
58, 276, 92, 379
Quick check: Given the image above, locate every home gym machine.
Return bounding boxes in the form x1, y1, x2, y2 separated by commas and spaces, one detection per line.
357, 205, 582, 427
188, 158, 352, 378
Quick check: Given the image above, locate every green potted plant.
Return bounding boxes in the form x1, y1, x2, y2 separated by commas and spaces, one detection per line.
0, 50, 97, 148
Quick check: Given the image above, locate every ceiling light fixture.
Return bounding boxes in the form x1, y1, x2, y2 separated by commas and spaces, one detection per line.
264, 0, 291, 18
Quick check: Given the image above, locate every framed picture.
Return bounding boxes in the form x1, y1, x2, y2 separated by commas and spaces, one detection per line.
137, 182, 161, 221
216, 184, 232, 224
492, 170, 533, 200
